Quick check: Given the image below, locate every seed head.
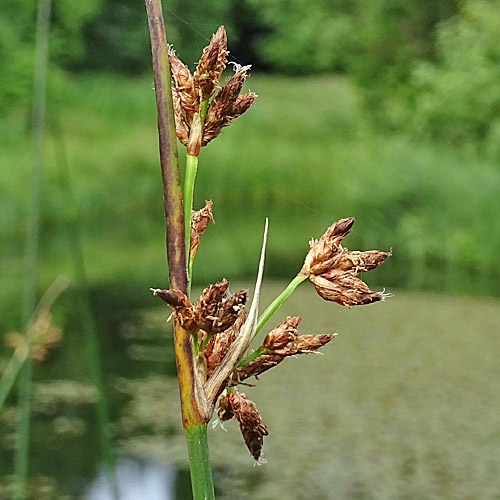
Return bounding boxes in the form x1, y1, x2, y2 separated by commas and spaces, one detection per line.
6, 311, 62, 362
228, 390, 268, 460
235, 318, 336, 382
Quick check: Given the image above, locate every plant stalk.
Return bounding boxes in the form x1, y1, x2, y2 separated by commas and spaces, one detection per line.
255, 274, 308, 335
185, 425, 215, 500
0, 351, 27, 413
15, 0, 52, 497
184, 153, 198, 272
145, 2, 214, 498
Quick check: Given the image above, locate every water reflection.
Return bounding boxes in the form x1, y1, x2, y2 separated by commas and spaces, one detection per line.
86, 458, 175, 500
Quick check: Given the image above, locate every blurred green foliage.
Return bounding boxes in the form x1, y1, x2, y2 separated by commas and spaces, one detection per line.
4, 0, 500, 148
403, 1, 500, 149
1, 0, 500, 323
1, 73, 499, 333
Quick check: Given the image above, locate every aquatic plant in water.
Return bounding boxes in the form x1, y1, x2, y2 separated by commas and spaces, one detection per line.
144, 2, 390, 498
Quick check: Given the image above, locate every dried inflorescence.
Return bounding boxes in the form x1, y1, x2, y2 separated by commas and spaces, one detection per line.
168, 26, 256, 154
153, 216, 389, 461
301, 217, 390, 307
217, 389, 268, 460
5, 311, 62, 362
236, 316, 336, 382
153, 281, 247, 336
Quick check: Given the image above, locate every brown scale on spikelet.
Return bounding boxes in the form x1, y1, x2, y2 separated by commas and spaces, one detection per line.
204, 312, 245, 377
190, 200, 215, 259
300, 218, 390, 307
217, 391, 234, 421
193, 26, 228, 101
227, 389, 268, 460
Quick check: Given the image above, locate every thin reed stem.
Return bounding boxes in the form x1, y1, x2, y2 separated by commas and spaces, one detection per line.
184, 153, 199, 279
0, 351, 27, 413
145, 2, 214, 498
15, 0, 52, 497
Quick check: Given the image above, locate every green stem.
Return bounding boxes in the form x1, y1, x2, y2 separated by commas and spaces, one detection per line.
238, 346, 266, 368
15, 0, 52, 497
184, 153, 199, 291
256, 274, 308, 335
185, 425, 215, 500
200, 99, 209, 122
0, 351, 27, 413
200, 332, 213, 352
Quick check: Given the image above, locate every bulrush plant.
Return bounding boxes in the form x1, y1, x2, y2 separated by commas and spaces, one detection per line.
144, 2, 390, 498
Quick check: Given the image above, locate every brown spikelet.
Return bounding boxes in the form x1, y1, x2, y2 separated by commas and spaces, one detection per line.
168, 49, 199, 115
202, 66, 256, 146
310, 270, 385, 307
235, 353, 285, 382
235, 317, 335, 382
301, 217, 355, 276
205, 312, 245, 377
152, 289, 198, 332
194, 280, 247, 335
228, 390, 268, 460
190, 200, 215, 259
328, 249, 391, 273
193, 26, 228, 101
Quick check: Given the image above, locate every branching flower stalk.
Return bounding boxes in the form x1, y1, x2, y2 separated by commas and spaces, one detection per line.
145, 5, 390, 499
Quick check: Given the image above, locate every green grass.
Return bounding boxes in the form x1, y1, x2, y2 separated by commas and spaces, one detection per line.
1, 72, 500, 332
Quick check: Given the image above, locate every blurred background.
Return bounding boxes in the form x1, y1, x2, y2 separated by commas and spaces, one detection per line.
1, 0, 499, 499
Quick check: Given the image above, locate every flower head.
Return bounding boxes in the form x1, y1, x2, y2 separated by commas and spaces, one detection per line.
168, 26, 256, 152
301, 218, 390, 307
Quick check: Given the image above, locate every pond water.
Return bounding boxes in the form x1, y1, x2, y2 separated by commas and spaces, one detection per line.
1, 283, 500, 499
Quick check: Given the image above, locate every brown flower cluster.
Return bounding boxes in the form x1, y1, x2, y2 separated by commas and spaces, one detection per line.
154, 286, 335, 460
235, 316, 336, 383
169, 26, 257, 155
153, 280, 247, 336
301, 217, 390, 307
218, 389, 268, 461
5, 311, 62, 362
